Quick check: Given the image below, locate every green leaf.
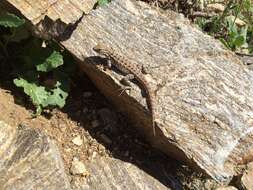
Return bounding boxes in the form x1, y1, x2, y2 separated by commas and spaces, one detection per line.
239, 26, 248, 39
13, 78, 49, 108
226, 16, 238, 36
249, 45, 253, 53
46, 82, 68, 108
0, 13, 25, 28
13, 77, 69, 114
219, 38, 230, 49
243, 0, 253, 12
36, 51, 63, 72
97, 0, 109, 6
233, 35, 245, 47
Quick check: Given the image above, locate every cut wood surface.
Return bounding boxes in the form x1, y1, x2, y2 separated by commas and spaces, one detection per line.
3, 0, 253, 184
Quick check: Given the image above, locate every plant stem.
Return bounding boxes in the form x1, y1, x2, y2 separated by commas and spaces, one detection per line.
0, 40, 9, 57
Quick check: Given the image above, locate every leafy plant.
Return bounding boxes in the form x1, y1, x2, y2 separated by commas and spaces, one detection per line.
13, 44, 70, 115
0, 12, 74, 115
220, 17, 248, 50
0, 13, 25, 27
195, 0, 253, 53
0, 12, 25, 57
97, 0, 110, 6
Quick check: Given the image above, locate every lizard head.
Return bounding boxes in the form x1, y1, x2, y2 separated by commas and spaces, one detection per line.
93, 43, 110, 56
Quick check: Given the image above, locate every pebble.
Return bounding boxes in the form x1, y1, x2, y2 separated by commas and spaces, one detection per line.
82, 135, 88, 144
207, 3, 225, 12
91, 152, 97, 160
226, 16, 246, 27
83, 92, 92, 98
91, 120, 99, 128
124, 151, 129, 157
98, 144, 106, 152
72, 135, 83, 146
82, 107, 88, 114
241, 162, 253, 190
216, 186, 237, 190
97, 108, 114, 125
70, 157, 89, 176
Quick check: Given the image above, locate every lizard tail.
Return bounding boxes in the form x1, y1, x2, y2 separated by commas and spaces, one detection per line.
151, 107, 157, 136
153, 120, 156, 136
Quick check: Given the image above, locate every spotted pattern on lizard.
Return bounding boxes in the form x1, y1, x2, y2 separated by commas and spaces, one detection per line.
93, 43, 157, 135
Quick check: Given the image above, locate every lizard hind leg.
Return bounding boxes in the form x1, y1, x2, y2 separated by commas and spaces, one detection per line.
141, 65, 150, 74
117, 86, 131, 96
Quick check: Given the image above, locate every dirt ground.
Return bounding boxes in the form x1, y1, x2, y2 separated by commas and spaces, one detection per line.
0, 74, 220, 189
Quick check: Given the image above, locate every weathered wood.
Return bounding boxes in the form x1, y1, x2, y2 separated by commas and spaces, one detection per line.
3, 0, 253, 184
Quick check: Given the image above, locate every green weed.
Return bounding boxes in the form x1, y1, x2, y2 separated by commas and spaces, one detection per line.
196, 0, 253, 53
0, 12, 75, 115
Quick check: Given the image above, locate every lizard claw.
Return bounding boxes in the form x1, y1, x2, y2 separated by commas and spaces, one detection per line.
117, 86, 131, 96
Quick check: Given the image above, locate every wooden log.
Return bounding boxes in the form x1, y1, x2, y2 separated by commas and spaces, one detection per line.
2, 0, 253, 184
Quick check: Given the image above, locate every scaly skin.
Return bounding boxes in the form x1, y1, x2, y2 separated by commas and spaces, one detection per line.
93, 43, 156, 135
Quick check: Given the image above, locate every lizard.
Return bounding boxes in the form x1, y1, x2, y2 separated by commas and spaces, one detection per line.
93, 43, 157, 136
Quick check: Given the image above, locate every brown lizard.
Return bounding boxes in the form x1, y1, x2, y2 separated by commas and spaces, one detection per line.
93, 43, 157, 135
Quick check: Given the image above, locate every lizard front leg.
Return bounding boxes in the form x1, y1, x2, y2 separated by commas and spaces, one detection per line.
141, 65, 150, 74
118, 74, 134, 95
102, 58, 113, 71
120, 74, 134, 86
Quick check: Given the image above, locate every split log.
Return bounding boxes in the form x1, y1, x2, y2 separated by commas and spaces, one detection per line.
2, 0, 253, 184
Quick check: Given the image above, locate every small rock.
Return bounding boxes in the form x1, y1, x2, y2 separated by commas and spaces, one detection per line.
91, 120, 99, 128
207, 3, 225, 12
91, 152, 97, 159
216, 186, 238, 190
204, 179, 218, 189
42, 40, 47, 48
70, 157, 89, 176
226, 16, 246, 27
83, 92, 92, 98
83, 135, 88, 144
82, 107, 88, 114
98, 144, 106, 152
241, 162, 253, 190
235, 18, 246, 27
72, 135, 83, 146
87, 148, 93, 157
65, 148, 72, 153
59, 124, 67, 132
100, 134, 112, 144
